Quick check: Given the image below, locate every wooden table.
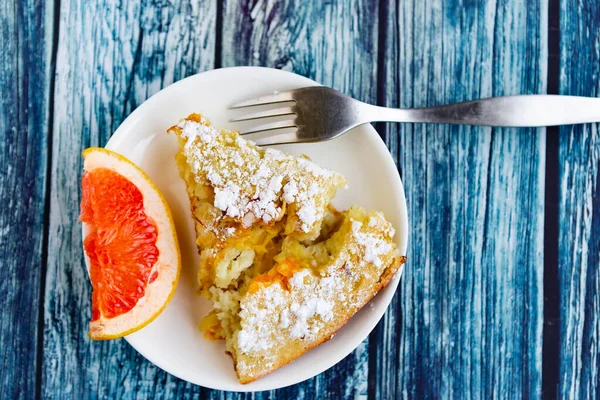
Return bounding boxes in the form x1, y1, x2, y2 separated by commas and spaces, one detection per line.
2, 0, 599, 398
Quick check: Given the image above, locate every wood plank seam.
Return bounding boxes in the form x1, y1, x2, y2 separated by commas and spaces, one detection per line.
369, 0, 395, 398
215, 0, 223, 68
542, 0, 561, 397
36, 0, 61, 397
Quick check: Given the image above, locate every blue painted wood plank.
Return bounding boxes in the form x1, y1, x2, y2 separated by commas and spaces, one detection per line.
42, 0, 216, 398
0, 0, 53, 398
221, 0, 379, 105
214, 0, 379, 398
373, 1, 547, 398
558, 0, 600, 398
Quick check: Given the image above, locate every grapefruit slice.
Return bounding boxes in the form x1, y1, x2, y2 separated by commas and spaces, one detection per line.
80, 148, 180, 340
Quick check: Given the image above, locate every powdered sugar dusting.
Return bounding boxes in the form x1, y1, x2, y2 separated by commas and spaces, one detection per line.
238, 268, 344, 354
172, 117, 346, 236
236, 210, 398, 356
351, 218, 393, 268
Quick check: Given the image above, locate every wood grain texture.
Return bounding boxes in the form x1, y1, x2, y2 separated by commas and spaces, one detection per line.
42, 0, 215, 398
221, 0, 379, 103
4, 0, 596, 397
218, 0, 378, 398
0, 0, 53, 398
558, 0, 600, 398
373, 1, 547, 398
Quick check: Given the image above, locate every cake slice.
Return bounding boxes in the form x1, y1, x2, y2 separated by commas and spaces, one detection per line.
168, 113, 347, 290
232, 206, 403, 382
169, 113, 405, 384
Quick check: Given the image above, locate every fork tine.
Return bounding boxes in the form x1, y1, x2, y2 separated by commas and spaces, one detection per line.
243, 129, 299, 146
230, 91, 295, 109
230, 106, 295, 122
238, 119, 297, 135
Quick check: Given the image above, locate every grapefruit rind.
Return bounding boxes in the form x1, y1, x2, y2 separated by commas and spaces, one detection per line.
82, 147, 181, 340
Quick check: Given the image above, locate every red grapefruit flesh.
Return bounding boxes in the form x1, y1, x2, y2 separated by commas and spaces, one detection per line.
80, 148, 180, 340
81, 168, 159, 319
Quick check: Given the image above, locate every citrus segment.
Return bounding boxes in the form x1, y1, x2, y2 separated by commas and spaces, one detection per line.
80, 148, 180, 340
80, 168, 159, 319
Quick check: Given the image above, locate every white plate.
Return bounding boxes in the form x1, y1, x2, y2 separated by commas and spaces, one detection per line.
92, 67, 408, 392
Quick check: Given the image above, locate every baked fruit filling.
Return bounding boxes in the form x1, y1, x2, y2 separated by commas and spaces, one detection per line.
169, 114, 405, 383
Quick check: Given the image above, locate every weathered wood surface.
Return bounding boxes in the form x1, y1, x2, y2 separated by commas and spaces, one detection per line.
558, 0, 600, 398
373, 1, 547, 398
2, 0, 600, 398
0, 0, 53, 399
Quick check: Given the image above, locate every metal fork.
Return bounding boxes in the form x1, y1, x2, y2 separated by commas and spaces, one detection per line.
230, 86, 600, 146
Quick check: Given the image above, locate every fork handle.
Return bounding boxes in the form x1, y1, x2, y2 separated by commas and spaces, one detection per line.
368, 95, 600, 127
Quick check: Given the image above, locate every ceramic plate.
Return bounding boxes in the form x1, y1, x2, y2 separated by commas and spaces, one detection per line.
89, 66, 408, 391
